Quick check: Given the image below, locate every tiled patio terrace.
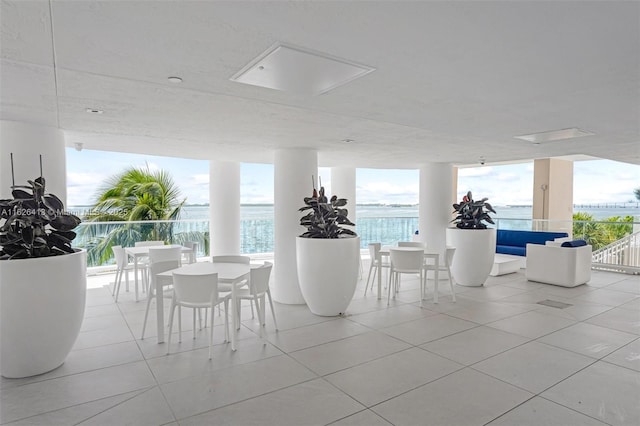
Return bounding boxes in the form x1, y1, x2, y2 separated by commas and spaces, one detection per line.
1, 262, 639, 426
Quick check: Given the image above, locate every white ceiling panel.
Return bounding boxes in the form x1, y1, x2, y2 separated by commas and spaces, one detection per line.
1, 0, 638, 167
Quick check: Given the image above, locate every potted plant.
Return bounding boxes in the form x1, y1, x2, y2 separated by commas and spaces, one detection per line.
296, 179, 360, 316
446, 191, 497, 286
0, 155, 86, 378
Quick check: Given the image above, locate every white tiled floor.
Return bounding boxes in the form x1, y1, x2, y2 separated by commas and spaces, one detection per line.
1, 265, 639, 426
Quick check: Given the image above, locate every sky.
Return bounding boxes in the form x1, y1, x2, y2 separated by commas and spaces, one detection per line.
66, 148, 639, 207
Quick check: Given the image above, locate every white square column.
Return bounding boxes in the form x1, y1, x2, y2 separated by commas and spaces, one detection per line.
274, 148, 317, 304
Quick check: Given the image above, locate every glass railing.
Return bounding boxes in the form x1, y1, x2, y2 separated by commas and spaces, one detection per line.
75, 219, 210, 267
76, 216, 639, 271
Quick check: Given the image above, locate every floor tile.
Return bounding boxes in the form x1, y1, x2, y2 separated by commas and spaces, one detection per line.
586, 307, 640, 335
380, 313, 477, 345
455, 285, 528, 302
1, 341, 144, 389
146, 338, 283, 384
72, 323, 135, 351
538, 322, 637, 358
533, 299, 614, 321
372, 368, 533, 426
486, 396, 608, 425
542, 361, 640, 426
240, 302, 335, 333
573, 288, 639, 307
0, 362, 156, 424
3, 390, 144, 426
178, 378, 363, 425
421, 326, 530, 365
329, 409, 393, 426
442, 300, 532, 324
77, 387, 175, 425
348, 304, 436, 329
605, 278, 640, 295
266, 318, 370, 352
486, 310, 576, 339
289, 331, 410, 376
473, 341, 595, 393
159, 354, 316, 420
325, 347, 463, 406
602, 338, 640, 371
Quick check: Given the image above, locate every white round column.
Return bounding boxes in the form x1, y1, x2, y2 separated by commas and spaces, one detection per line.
209, 161, 240, 255
0, 121, 67, 203
419, 163, 454, 254
274, 149, 317, 304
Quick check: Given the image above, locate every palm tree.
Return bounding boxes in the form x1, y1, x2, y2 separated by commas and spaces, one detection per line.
634, 187, 640, 202
80, 165, 187, 265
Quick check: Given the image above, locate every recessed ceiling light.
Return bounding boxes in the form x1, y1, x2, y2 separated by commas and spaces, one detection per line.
342, 139, 355, 144
167, 76, 183, 83
85, 108, 103, 114
514, 128, 594, 143
231, 42, 376, 96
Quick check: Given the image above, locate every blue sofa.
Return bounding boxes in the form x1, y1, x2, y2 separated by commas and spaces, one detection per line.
496, 229, 569, 256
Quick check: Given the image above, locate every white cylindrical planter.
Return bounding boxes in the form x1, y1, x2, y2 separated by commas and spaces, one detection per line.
209, 161, 240, 255
296, 236, 360, 316
446, 228, 496, 287
0, 121, 67, 203
1, 250, 87, 378
274, 149, 317, 304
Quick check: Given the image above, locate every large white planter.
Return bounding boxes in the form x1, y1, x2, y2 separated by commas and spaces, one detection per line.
1, 250, 87, 378
446, 228, 496, 287
296, 236, 360, 316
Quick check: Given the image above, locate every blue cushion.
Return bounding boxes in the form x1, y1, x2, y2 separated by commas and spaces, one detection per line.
496, 245, 526, 256
496, 230, 568, 248
561, 239, 587, 248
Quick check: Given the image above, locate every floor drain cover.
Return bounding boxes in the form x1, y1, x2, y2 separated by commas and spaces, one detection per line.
537, 299, 572, 309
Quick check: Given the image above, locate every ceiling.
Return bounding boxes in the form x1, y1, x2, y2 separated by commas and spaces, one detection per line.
1, 0, 639, 168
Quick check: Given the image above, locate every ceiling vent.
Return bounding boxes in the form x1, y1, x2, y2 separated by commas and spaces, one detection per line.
514, 128, 594, 144
230, 43, 375, 96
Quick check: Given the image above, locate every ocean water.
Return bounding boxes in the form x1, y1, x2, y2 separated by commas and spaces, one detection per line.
73, 204, 639, 256
177, 204, 640, 253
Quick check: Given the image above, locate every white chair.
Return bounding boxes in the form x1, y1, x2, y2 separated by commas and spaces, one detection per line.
132, 241, 165, 289
364, 243, 390, 296
112, 245, 135, 302
423, 246, 457, 303
167, 271, 231, 359
211, 255, 251, 318
388, 248, 424, 306
182, 241, 199, 264
134, 240, 165, 247
234, 262, 277, 335
398, 241, 426, 248
140, 246, 182, 340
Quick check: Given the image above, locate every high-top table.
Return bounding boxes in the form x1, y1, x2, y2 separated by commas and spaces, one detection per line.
124, 244, 194, 301
157, 262, 251, 350
377, 246, 440, 302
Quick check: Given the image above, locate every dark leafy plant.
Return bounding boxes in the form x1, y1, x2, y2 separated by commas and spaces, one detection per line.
299, 182, 357, 239
452, 191, 496, 229
0, 176, 81, 259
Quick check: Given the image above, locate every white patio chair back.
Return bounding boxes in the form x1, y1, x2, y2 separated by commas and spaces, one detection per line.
111, 245, 134, 302
168, 271, 230, 359
388, 248, 425, 306
398, 241, 426, 248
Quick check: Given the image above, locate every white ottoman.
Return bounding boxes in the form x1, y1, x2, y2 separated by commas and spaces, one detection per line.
490, 254, 522, 276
